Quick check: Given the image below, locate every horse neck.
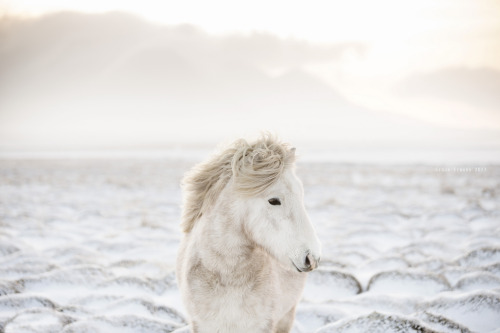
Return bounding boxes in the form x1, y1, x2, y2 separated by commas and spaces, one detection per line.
196, 187, 260, 276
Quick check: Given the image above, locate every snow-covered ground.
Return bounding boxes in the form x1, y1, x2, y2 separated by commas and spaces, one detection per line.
1, 156, 499, 332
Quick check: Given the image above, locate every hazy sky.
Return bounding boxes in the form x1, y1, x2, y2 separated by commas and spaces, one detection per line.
1, 0, 499, 149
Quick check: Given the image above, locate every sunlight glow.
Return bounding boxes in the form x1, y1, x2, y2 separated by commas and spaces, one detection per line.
1, 0, 499, 148
2, 0, 498, 43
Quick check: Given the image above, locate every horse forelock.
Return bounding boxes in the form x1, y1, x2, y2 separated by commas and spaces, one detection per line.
180, 135, 295, 233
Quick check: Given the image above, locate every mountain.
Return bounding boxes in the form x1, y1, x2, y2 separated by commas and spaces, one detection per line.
0, 12, 498, 149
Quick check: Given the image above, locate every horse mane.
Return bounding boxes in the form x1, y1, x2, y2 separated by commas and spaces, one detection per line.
180, 135, 296, 233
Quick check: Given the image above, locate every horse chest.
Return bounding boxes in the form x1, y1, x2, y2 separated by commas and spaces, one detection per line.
186, 256, 305, 327
186, 272, 276, 331
275, 265, 307, 315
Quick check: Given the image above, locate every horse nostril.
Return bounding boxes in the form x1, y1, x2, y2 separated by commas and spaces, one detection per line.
305, 254, 311, 267
303, 253, 318, 271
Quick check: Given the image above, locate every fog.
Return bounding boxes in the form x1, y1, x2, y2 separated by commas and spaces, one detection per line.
0, 11, 499, 153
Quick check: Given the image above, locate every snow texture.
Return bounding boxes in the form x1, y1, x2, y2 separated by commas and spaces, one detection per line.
0, 157, 499, 332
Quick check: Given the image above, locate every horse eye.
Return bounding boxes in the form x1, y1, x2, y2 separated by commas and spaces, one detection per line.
268, 198, 281, 206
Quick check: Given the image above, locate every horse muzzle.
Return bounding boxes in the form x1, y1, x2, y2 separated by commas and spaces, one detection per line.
293, 251, 320, 272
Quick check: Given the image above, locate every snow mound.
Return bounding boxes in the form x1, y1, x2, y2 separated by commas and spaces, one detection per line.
315, 312, 437, 333
0, 241, 20, 256
348, 293, 421, 315
361, 257, 410, 272
303, 269, 361, 301
60, 315, 182, 333
455, 272, 500, 292
455, 247, 500, 268
97, 275, 174, 295
295, 304, 347, 332
417, 311, 473, 333
20, 266, 111, 288
484, 263, 500, 276
423, 291, 500, 332
0, 254, 57, 280
102, 298, 186, 324
0, 295, 57, 313
0, 280, 23, 296
3, 308, 75, 333
367, 271, 451, 296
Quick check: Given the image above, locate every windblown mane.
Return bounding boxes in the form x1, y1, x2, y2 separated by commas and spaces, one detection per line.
180, 135, 296, 233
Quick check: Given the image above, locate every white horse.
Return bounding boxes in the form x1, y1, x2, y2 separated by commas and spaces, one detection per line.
176, 135, 321, 333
